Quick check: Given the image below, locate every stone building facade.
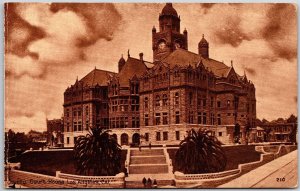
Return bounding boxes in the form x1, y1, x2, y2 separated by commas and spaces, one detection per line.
62, 3, 256, 147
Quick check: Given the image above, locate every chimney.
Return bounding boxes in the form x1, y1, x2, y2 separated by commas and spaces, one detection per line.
139, 53, 144, 61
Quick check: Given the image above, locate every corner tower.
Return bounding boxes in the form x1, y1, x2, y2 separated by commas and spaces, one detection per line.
152, 3, 188, 61
198, 34, 209, 59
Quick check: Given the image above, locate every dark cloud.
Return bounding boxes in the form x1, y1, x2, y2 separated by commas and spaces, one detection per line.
200, 3, 215, 14
244, 67, 256, 76
4, 3, 45, 57
262, 4, 297, 60
5, 3, 122, 79
214, 16, 251, 47
50, 3, 122, 47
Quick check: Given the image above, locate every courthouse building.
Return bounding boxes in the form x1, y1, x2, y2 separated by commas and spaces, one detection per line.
63, 3, 256, 147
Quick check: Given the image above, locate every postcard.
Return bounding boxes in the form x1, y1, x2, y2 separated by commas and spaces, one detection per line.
4, 2, 298, 188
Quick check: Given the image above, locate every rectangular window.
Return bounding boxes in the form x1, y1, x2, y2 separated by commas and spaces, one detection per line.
163, 95, 168, 106
78, 110, 82, 116
78, 121, 82, 131
85, 106, 89, 116
217, 101, 221, 108
66, 122, 70, 132
145, 133, 149, 142
217, 114, 221, 125
73, 122, 77, 131
203, 113, 207, 124
136, 117, 140, 128
189, 92, 193, 105
189, 111, 194, 123
155, 95, 160, 107
73, 110, 76, 117
198, 112, 202, 124
163, 112, 168, 125
132, 117, 136, 128
163, 132, 168, 141
66, 109, 69, 117
74, 137, 77, 144
210, 97, 214, 107
176, 131, 180, 140
156, 132, 161, 141
145, 114, 149, 126
210, 113, 214, 125
175, 111, 180, 124
155, 113, 161, 125
85, 120, 89, 130
219, 132, 223, 137
227, 113, 231, 116
67, 137, 70, 144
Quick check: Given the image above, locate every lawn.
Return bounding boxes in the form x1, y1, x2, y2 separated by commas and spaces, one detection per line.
10, 145, 261, 176
9, 149, 127, 176
168, 145, 262, 171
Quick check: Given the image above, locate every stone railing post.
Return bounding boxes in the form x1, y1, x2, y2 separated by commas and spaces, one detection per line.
125, 147, 130, 174
56, 171, 61, 178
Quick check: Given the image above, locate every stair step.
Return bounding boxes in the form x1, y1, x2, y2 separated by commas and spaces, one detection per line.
130, 156, 166, 164
129, 164, 169, 174
131, 149, 164, 156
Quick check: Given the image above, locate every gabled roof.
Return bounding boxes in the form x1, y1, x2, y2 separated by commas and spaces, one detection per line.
118, 57, 148, 87
162, 48, 231, 77
80, 68, 116, 87
257, 126, 265, 131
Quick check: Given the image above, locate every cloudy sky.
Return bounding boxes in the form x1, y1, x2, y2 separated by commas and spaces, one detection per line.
5, 3, 297, 132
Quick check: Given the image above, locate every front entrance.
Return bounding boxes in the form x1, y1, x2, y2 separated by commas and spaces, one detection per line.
121, 133, 129, 145
132, 133, 140, 146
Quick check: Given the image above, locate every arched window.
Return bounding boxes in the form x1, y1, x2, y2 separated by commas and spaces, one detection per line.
163, 94, 168, 106
155, 95, 160, 107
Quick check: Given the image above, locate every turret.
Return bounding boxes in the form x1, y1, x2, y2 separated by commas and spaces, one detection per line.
198, 34, 209, 59
118, 55, 125, 73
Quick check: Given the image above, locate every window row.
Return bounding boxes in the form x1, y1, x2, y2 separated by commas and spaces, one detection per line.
109, 117, 140, 128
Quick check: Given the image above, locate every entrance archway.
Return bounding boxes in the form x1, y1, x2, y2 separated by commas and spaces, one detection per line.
121, 133, 129, 145
132, 133, 140, 146
111, 134, 117, 142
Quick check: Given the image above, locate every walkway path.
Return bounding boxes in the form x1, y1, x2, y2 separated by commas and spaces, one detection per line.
218, 150, 298, 188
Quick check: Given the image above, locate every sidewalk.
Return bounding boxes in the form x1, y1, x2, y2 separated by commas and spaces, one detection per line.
218, 150, 298, 188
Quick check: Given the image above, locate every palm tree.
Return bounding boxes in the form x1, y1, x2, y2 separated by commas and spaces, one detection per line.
74, 126, 122, 176
175, 129, 227, 174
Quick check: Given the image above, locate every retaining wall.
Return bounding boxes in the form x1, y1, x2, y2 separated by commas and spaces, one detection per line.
8, 169, 125, 188
175, 145, 297, 188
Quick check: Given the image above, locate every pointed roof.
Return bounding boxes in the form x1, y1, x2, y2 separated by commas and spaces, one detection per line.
118, 57, 148, 87
162, 48, 231, 77
161, 3, 178, 17
199, 34, 209, 46
80, 68, 116, 87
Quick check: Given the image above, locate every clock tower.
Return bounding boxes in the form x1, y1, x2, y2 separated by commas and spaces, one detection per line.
152, 3, 188, 61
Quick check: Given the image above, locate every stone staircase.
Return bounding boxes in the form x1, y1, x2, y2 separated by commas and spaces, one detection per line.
125, 148, 174, 188
129, 149, 168, 174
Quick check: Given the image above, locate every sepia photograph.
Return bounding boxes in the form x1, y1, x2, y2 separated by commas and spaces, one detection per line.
4, 2, 298, 188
